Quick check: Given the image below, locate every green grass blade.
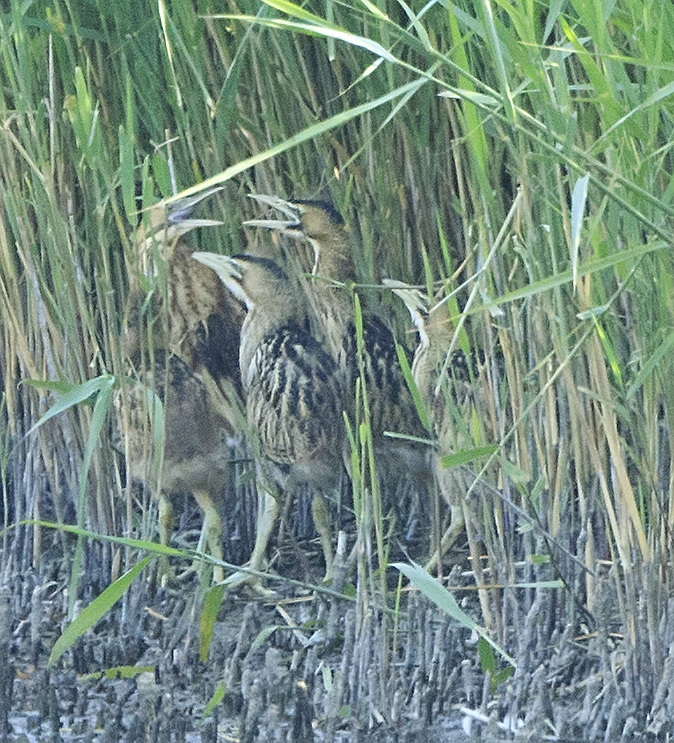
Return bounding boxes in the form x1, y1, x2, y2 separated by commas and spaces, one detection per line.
393, 561, 516, 666
165, 79, 428, 204
26, 375, 116, 435
200, 583, 226, 662
48, 556, 153, 668
626, 329, 674, 401
440, 445, 499, 469
394, 341, 431, 433
201, 682, 226, 722
216, 14, 398, 62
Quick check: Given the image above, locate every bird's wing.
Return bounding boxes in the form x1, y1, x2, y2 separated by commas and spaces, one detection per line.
344, 314, 427, 440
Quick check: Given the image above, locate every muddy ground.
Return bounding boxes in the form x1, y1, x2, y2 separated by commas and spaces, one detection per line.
1, 562, 499, 743
0, 488, 665, 742
0, 506, 522, 743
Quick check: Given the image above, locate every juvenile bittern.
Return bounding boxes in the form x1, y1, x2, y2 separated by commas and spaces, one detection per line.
120, 351, 229, 582
244, 198, 429, 484
121, 192, 244, 583
192, 252, 345, 586
385, 280, 486, 553
126, 191, 244, 406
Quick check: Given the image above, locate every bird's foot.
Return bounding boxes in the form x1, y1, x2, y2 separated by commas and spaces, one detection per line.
172, 560, 224, 585
223, 567, 276, 597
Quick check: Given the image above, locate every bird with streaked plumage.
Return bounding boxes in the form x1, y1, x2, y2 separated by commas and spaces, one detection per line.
125, 190, 244, 412
192, 251, 346, 588
118, 350, 230, 582
244, 197, 430, 490
118, 192, 244, 584
383, 280, 469, 553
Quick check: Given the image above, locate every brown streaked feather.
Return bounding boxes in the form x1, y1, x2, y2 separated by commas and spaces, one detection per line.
248, 321, 343, 483
343, 314, 427, 442
167, 243, 245, 391
191, 250, 345, 583
190, 251, 345, 488
122, 351, 228, 494
246, 199, 428, 472
127, 205, 245, 397
120, 198, 242, 582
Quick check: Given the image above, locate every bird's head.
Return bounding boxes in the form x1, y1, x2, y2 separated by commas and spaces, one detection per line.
243, 196, 343, 237
244, 195, 350, 277
383, 279, 430, 337
385, 279, 458, 355
192, 252, 291, 311
136, 188, 224, 255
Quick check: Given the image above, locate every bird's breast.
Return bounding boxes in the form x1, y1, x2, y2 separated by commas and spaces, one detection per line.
245, 324, 344, 482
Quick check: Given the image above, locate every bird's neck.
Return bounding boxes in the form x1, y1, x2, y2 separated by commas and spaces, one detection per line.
302, 278, 353, 359
313, 233, 357, 284
427, 308, 455, 355
136, 229, 178, 277
303, 233, 357, 354
412, 309, 455, 400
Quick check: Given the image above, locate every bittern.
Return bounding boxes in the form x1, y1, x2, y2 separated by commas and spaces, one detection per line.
120, 351, 229, 583
192, 252, 345, 586
120, 192, 244, 583
244, 198, 429, 484
126, 190, 244, 407
385, 280, 482, 552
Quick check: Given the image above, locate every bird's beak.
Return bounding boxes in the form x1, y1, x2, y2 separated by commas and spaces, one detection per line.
382, 279, 408, 291
193, 252, 250, 307
192, 252, 243, 282
383, 279, 429, 318
242, 218, 297, 230
243, 194, 302, 231
167, 187, 225, 224
140, 187, 225, 240
166, 217, 224, 230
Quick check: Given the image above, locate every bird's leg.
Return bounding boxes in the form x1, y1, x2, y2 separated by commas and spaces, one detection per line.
191, 489, 225, 583
157, 493, 174, 586
249, 490, 278, 571
424, 462, 466, 570
224, 490, 278, 591
311, 492, 334, 581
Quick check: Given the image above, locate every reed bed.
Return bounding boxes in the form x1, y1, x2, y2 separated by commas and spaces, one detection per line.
1, 0, 673, 738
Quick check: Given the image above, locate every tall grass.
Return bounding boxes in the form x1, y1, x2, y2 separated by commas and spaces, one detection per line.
1, 0, 673, 735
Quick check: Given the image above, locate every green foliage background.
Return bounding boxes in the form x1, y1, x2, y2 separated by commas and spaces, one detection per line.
1, 0, 674, 733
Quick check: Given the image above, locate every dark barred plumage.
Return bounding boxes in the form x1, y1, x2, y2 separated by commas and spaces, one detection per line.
244, 198, 429, 479
128, 218, 244, 399
167, 244, 244, 390
120, 194, 243, 584
191, 251, 345, 586
249, 322, 342, 476
343, 314, 426, 442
